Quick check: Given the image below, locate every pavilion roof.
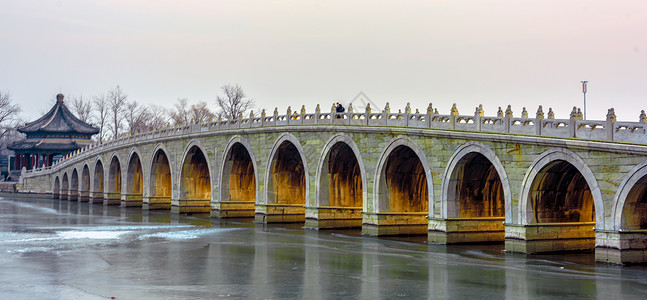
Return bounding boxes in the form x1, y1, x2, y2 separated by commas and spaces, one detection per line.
17, 94, 99, 135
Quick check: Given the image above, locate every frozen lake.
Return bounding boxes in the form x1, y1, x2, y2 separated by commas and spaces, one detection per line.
1, 196, 647, 299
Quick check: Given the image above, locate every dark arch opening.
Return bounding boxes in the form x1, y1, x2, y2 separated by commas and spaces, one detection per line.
180, 146, 211, 202
268, 141, 305, 205
150, 150, 172, 199
80, 165, 91, 202
53, 177, 60, 199
451, 153, 504, 217
320, 142, 362, 207
530, 160, 594, 223
621, 175, 647, 229
127, 154, 143, 195
61, 173, 69, 200
222, 143, 256, 203
93, 161, 104, 202
70, 169, 79, 201
381, 145, 428, 212
108, 157, 122, 194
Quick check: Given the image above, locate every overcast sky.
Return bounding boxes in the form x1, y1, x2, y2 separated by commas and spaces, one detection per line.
1, 0, 646, 122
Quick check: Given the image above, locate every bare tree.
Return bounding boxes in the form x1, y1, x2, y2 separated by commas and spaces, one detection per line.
170, 98, 191, 126
215, 84, 254, 120
190, 101, 215, 123
71, 94, 93, 124
0, 91, 22, 151
92, 93, 109, 143
124, 101, 150, 134
146, 104, 170, 129
107, 85, 128, 139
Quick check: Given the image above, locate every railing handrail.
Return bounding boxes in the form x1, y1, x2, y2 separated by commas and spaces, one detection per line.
26, 104, 647, 175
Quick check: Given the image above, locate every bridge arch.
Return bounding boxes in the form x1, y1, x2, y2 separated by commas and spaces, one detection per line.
613, 160, 647, 230
315, 133, 365, 208
125, 149, 144, 204
53, 176, 60, 199
178, 141, 212, 211
265, 133, 308, 206
108, 153, 123, 196
93, 158, 105, 202
61, 172, 69, 200
149, 145, 173, 204
519, 148, 604, 228
220, 136, 258, 204
374, 136, 433, 214
441, 142, 510, 221
70, 168, 79, 201
80, 163, 91, 201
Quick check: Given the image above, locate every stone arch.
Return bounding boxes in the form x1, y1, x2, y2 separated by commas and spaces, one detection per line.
220, 136, 258, 204
613, 160, 647, 230
70, 168, 79, 201
93, 158, 105, 202
315, 133, 365, 208
441, 142, 510, 221
374, 136, 433, 213
126, 150, 144, 195
53, 176, 60, 199
108, 154, 122, 194
519, 148, 603, 228
80, 164, 91, 201
178, 141, 212, 212
61, 172, 69, 200
265, 133, 308, 206
149, 145, 173, 200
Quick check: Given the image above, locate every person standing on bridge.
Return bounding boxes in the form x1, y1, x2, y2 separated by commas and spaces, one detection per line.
335, 102, 345, 118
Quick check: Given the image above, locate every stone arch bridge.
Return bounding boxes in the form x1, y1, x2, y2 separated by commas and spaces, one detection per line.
20, 103, 647, 264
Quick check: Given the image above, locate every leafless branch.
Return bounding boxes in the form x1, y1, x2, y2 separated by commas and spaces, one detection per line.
215, 84, 254, 120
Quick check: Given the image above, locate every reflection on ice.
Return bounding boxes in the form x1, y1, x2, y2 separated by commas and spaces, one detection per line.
0, 199, 59, 214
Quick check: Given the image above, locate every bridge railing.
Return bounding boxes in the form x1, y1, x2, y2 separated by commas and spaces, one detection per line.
24, 103, 647, 175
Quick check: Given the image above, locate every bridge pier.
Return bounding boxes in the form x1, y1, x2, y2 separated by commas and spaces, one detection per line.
121, 193, 143, 207
144, 196, 171, 210
59, 189, 68, 200
171, 199, 211, 214
254, 204, 305, 223
504, 223, 595, 254
595, 231, 647, 264
427, 217, 505, 244
89, 191, 103, 204
361, 212, 428, 236
78, 191, 90, 202
304, 207, 362, 229
69, 190, 78, 201
104, 192, 121, 205
210, 201, 255, 218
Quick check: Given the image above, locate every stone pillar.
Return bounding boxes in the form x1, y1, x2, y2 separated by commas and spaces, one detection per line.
504, 105, 513, 133
535, 106, 544, 135
404, 102, 411, 127
474, 105, 483, 131
606, 108, 616, 141
426, 103, 433, 128
450, 103, 458, 130
364, 103, 371, 125
568, 106, 578, 138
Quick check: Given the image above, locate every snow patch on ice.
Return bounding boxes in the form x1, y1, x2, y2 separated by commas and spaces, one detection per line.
138, 228, 237, 240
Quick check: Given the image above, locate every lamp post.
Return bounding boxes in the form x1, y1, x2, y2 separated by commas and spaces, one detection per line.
581, 81, 588, 120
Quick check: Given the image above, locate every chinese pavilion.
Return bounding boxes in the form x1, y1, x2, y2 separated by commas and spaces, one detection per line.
9, 94, 99, 170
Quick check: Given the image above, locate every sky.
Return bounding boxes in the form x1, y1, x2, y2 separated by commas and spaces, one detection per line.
1, 0, 646, 122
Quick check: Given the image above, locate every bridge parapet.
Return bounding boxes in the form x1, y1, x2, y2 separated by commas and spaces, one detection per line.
24, 103, 647, 175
